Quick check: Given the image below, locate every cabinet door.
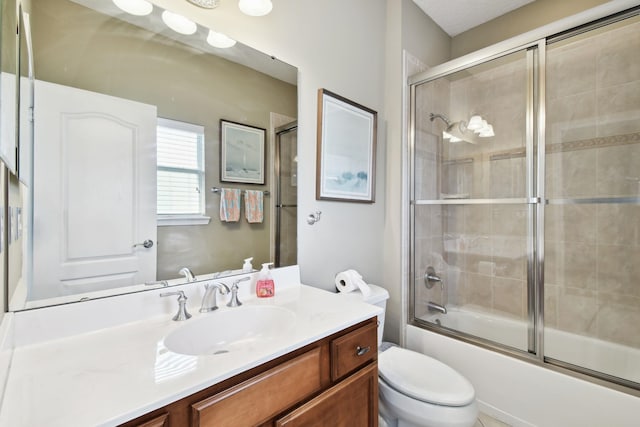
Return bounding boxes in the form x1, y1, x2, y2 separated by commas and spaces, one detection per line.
276, 363, 378, 427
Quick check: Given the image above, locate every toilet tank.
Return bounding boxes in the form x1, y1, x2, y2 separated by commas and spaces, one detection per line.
337, 284, 389, 347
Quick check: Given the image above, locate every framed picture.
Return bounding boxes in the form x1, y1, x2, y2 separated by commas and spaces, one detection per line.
316, 89, 377, 203
220, 119, 266, 184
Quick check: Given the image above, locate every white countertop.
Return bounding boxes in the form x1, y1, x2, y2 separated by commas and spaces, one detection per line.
0, 282, 381, 426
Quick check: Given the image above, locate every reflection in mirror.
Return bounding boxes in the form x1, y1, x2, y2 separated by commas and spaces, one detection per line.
8, 0, 298, 310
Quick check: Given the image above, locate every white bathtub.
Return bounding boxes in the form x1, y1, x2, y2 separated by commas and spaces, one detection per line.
422, 307, 640, 384
408, 308, 640, 427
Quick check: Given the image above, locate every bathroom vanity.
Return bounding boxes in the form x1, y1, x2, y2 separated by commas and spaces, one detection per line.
122, 318, 378, 427
0, 267, 382, 426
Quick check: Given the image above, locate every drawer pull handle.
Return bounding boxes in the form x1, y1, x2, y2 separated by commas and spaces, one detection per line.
356, 346, 370, 356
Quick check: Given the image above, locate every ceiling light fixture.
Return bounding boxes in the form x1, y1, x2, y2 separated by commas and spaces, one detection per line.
162, 10, 198, 35
238, 0, 273, 16
206, 30, 237, 48
186, 0, 220, 8
112, 0, 153, 16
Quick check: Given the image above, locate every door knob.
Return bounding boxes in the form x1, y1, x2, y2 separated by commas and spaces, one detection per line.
133, 239, 154, 249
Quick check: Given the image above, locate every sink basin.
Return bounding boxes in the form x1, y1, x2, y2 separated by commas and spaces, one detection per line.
164, 305, 296, 356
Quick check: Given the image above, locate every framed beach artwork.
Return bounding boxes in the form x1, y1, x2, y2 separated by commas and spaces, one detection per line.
316, 89, 377, 203
220, 119, 266, 184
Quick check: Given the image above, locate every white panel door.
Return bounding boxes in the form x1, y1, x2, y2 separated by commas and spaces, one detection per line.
32, 80, 157, 299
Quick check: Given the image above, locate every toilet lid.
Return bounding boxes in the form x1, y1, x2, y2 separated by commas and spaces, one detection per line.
378, 347, 475, 407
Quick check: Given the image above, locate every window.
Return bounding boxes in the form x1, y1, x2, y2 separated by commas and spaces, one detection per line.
157, 118, 209, 226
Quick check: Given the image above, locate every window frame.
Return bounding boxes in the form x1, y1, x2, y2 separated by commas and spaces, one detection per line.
156, 117, 210, 226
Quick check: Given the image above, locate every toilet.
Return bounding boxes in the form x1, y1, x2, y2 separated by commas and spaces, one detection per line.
339, 284, 478, 427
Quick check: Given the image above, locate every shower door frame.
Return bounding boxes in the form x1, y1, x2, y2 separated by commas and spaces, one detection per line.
407, 4, 640, 395
274, 121, 298, 268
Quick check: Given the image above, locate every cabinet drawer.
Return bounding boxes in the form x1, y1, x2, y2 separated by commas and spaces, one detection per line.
130, 413, 169, 427
330, 321, 377, 381
191, 348, 322, 427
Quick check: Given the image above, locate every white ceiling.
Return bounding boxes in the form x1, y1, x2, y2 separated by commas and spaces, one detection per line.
412, 0, 536, 36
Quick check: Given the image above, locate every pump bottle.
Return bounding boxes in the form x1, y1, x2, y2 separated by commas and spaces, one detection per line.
255, 262, 275, 298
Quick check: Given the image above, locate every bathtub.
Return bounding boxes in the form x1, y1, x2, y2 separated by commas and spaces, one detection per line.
407, 308, 640, 427
421, 307, 640, 384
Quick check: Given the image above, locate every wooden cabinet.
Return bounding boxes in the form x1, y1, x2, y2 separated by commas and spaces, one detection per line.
275, 364, 378, 427
121, 317, 378, 427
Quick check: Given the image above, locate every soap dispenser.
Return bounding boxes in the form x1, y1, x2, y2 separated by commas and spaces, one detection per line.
256, 262, 275, 298
242, 257, 254, 273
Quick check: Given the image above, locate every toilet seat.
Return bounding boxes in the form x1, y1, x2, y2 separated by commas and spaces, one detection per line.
378, 347, 475, 407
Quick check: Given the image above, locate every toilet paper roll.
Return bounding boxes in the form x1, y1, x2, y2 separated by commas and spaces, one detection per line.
335, 269, 371, 297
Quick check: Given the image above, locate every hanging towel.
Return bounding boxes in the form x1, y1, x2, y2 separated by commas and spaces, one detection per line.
220, 188, 241, 222
244, 190, 264, 223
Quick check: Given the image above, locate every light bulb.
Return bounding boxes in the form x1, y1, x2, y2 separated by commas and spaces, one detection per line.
467, 115, 483, 131
478, 124, 495, 138
112, 0, 153, 16
162, 10, 197, 35
239, 0, 273, 16
207, 30, 237, 48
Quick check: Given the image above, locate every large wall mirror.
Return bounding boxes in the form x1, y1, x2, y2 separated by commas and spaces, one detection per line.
1, 0, 298, 310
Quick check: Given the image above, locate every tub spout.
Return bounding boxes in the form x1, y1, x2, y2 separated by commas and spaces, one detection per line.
427, 301, 447, 314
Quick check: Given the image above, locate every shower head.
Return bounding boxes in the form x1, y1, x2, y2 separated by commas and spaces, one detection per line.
429, 112, 494, 144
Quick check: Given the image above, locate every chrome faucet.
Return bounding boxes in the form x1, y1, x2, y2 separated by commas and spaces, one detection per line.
160, 290, 192, 321
427, 301, 447, 314
200, 282, 231, 313
227, 277, 250, 307
179, 267, 197, 282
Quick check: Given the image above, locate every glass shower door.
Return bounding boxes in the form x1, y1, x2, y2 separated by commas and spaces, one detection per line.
275, 122, 297, 267
411, 49, 534, 352
543, 15, 640, 385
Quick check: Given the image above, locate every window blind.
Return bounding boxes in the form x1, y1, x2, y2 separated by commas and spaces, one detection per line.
157, 118, 205, 216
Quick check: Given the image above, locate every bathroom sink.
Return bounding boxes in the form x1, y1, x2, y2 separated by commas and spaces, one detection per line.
163, 305, 296, 356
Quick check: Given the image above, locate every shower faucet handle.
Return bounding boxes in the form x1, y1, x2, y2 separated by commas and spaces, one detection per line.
424, 266, 443, 290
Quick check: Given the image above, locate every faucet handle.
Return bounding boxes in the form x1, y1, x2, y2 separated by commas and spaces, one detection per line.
160, 290, 192, 321
227, 277, 250, 307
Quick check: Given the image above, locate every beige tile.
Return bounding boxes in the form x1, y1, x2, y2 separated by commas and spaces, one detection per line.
492, 277, 526, 319
444, 205, 465, 235
492, 205, 528, 237
595, 143, 640, 197
547, 38, 596, 99
557, 287, 598, 336
596, 21, 640, 88
596, 300, 640, 347
544, 241, 597, 290
544, 284, 559, 328
596, 204, 640, 247
545, 149, 597, 198
462, 272, 493, 310
596, 82, 640, 137
489, 157, 526, 198
546, 91, 597, 145
492, 237, 527, 281
545, 204, 596, 245
464, 204, 492, 235
597, 245, 640, 297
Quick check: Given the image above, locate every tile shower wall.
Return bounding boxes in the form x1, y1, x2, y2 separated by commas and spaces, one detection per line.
545, 20, 640, 348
